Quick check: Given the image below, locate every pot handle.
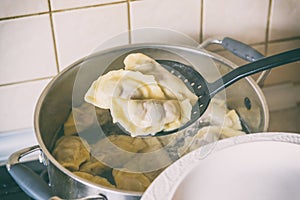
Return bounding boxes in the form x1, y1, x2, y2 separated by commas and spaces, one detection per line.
6, 145, 53, 200
200, 37, 269, 87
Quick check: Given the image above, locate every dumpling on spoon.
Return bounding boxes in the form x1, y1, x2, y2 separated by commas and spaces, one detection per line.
110, 98, 192, 137
84, 53, 197, 137
85, 69, 165, 109
124, 53, 198, 105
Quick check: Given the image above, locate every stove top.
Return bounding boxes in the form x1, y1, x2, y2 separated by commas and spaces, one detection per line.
0, 160, 47, 200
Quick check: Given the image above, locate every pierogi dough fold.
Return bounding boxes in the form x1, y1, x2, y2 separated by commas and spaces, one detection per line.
85, 69, 166, 109
124, 53, 198, 105
84, 53, 197, 136
111, 98, 192, 137
52, 136, 90, 171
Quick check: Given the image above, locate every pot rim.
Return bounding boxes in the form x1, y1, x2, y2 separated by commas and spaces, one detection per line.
198, 49, 269, 131
34, 43, 269, 196
34, 57, 143, 197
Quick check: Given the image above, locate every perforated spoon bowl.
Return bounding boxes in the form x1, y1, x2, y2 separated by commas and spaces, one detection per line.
154, 48, 300, 136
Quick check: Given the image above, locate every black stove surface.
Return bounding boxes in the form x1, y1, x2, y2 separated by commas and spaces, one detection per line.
0, 160, 47, 200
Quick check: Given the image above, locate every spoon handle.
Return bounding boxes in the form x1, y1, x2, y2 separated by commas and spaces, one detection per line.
208, 48, 300, 97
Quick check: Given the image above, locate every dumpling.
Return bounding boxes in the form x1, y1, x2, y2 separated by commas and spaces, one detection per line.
224, 109, 243, 130
84, 69, 165, 109
102, 135, 147, 152
110, 98, 192, 137
84, 53, 198, 137
91, 135, 147, 168
95, 107, 113, 125
183, 126, 246, 153
73, 171, 115, 188
139, 137, 162, 153
199, 98, 228, 126
73, 171, 93, 179
64, 103, 109, 136
200, 98, 243, 131
143, 168, 165, 183
79, 156, 110, 176
52, 136, 90, 171
91, 175, 115, 188
123, 148, 172, 173
112, 169, 151, 192
124, 53, 198, 105
63, 110, 77, 136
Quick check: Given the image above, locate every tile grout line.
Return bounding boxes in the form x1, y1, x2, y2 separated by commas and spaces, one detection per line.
200, 0, 204, 43
255, 0, 273, 86
127, 0, 132, 44
265, 0, 273, 56
0, 76, 54, 87
211, 36, 300, 54
269, 36, 300, 43
48, 0, 60, 73
0, 12, 49, 21
0, 0, 298, 88
51, 0, 127, 13
262, 83, 300, 111
0, 1, 127, 21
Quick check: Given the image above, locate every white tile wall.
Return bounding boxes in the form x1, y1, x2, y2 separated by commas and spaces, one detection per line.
50, 0, 123, 10
0, 15, 57, 85
0, 0, 48, 18
268, 106, 300, 132
269, 0, 300, 40
203, 0, 269, 44
0, 0, 299, 132
130, 0, 201, 42
264, 39, 300, 86
52, 3, 128, 70
0, 79, 50, 132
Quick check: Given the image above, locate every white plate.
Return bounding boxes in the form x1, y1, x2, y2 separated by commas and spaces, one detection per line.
141, 132, 300, 200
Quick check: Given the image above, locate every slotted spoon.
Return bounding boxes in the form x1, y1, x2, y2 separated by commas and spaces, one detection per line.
154, 48, 300, 136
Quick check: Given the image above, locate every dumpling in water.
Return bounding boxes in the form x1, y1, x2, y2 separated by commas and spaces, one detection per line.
84, 69, 165, 109
139, 137, 162, 153
124, 53, 198, 105
123, 148, 172, 173
200, 98, 243, 130
110, 98, 192, 136
112, 169, 151, 192
73, 171, 115, 188
143, 168, 165, 182
63, 110, 77, 136
224, 109, 243, 130
52, 136, 90, 171
91, 135, 147, 168
64, 103, 110, 136
184, 126, 246, 153
79, 156, 110, 176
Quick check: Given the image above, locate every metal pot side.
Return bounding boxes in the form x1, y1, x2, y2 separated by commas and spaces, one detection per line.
34, 44, 269, 199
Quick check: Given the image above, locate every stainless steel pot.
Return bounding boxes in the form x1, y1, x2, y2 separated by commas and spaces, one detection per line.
6, 38, 269, 200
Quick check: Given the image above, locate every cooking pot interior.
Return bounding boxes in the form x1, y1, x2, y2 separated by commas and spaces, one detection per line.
37, 45, 268, 152
35, 45, 268, 199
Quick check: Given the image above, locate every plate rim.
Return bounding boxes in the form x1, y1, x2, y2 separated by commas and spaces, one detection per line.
141, 132, 300, 200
